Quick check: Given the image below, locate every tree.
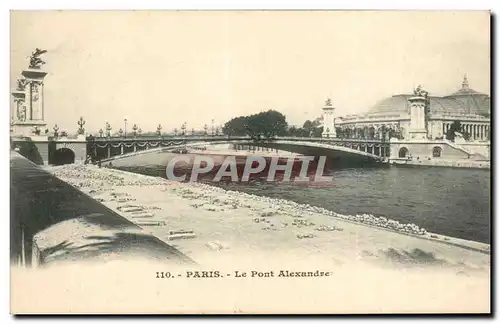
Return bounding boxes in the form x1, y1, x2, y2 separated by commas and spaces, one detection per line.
302, 117, 323, 137
335, 127, 343, 138
222, 116, 248, 136
303, 120, 314, 132
288, 125, 308, 137
222, 110, 288, 138
446, 121, 462, 141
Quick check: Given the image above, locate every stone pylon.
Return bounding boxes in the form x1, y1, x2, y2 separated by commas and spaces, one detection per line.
11, 51, 48, 137
322, 98, 336, 138
407, 85, 429, 140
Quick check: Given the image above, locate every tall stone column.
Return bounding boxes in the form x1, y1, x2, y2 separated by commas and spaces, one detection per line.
11, 49, 48, 137
407, 91, 428, 140
321, 98, 336, 138
22, 69, 47, 122
11, 87, 26, 123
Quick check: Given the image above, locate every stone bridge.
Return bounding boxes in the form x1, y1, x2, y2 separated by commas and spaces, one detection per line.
88, 136, 390, 166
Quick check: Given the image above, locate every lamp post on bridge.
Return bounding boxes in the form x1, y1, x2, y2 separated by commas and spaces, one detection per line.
105, 122, 112, 138
156, 124, 162, 137
181, 122, 187, 136
53, 124, 59, 138
132, 124, 138, 137
77, 117, 86, 136
124, 117, 128, 138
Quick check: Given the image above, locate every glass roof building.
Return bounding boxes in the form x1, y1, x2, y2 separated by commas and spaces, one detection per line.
333, 76, 490, 141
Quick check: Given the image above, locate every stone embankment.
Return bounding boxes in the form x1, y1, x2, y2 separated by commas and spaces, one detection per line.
390, 158, 490, 169
47, 164, 490, 261
50, 165, 429, 237
10, 153, 193, 268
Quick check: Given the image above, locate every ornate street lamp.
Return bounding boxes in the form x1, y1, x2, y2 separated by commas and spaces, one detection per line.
105, 122, 112, 138
132, 124, 138, 137
124, 117, 128, 138
181, 122, 186, 136
53, 124, 60, 138
77, 116, 86, 135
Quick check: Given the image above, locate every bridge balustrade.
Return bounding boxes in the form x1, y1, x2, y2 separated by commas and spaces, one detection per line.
87, 135, 390, 162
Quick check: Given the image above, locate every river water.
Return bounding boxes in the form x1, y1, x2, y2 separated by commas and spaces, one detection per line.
221, 166, 491, 244
117, 154, 490, 244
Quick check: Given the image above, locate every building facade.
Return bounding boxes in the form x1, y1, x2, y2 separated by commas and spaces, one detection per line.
325, 76, 490, 141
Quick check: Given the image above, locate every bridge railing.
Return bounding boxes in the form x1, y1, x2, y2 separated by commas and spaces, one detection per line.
88, 134, 390, 162
88, 135, 387, 143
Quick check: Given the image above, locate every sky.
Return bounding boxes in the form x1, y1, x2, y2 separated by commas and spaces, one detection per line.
10, 10, 490, 134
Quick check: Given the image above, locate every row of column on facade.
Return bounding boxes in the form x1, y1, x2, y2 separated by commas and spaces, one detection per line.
442, 123, 490, 140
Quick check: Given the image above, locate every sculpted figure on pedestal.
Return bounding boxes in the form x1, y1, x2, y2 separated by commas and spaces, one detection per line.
17, 103, 27, 122
413, 85, 428, 97
16, 78, 29, 91
29, 48, 47, 69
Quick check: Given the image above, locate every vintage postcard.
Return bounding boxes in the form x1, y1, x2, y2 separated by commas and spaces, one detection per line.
10, 10, 491, 314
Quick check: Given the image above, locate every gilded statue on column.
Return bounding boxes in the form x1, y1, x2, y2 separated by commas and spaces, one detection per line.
16, 78, 29, 91
29, 48, 47, 69
413, 85, 428, 97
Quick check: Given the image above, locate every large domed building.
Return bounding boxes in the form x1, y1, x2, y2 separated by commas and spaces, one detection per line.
329, 76, 490, 141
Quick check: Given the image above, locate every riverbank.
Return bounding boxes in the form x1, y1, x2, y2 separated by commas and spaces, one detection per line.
390, 158, 490, 169
45, 164, 490, 269
18, 163, 488, 313
10, 152, 192, 267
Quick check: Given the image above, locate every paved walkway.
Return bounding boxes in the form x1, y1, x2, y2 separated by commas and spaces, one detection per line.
10, 152, 193, 267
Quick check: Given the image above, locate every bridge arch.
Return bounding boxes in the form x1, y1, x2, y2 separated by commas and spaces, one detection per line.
398, 147, 409, 158
432, 146, 442, 158
52, 148, 75, 165
98, 138, 385, 168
